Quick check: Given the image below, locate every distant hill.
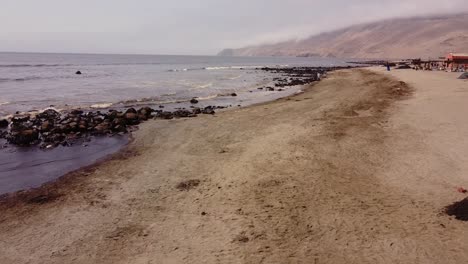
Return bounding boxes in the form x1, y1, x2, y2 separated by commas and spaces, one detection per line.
219, 13, 468, 59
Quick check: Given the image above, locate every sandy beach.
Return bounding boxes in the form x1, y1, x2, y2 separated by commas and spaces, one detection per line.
1, 68, 468, 263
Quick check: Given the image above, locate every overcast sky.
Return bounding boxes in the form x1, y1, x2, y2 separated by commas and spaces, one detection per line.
1, 0, 467, 55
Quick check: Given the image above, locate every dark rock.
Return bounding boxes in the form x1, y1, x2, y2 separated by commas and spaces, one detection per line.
7, 129, 39, 145
43, 133, 66, 144
76, 71, 82, 75
138, 107, 154, 117
231, 93, 237, 97
94, 123, 110, 135
190, 98, 199, 104
0, 119, 8, 128
138, 114, 148, 121
11, 114, 30, 123
112, 117, 127, 127
40, 121, 53, 132
173, 110, 196, 118
125, 108, 137, 114
446, 197, 468, 221
192, 108, 202, 115
112, 125, 127, 133
157, 111, 174, 120
70, 109, 83, 115
37, 109, 60, 120
69, 122, 78, 131
202, 106, 215, 115
125, 112, 137, 120
124, 112, 140, 125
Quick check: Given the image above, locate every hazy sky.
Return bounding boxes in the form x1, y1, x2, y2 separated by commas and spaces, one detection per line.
1, 0, 467, 55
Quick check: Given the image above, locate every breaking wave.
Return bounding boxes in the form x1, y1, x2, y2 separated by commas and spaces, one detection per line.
0, 64, 73, 68
168, 64, 291, 72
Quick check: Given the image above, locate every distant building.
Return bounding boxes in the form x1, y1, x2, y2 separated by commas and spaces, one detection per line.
446, 53, 468, 71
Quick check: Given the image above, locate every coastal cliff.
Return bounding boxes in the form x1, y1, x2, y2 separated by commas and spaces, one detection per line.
219, 13, 468, 59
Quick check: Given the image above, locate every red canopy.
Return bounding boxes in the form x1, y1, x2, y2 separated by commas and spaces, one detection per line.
447, 53, 468, 60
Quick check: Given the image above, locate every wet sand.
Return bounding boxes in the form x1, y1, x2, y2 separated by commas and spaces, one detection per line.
1, 69, 468, 263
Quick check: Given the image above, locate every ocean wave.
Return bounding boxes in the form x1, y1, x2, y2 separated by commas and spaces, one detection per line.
227, 75, 242, 80
196, 95, 219, 101
167, 68, 189, 72
90, 103, 114, 109
168, 64, 292, 72
0, 76, 43, 82
0, 102, 9, 106
204, 66, 259, 70
161, 92, 177, 97
0, 64, 73, 68
189, 82, 213, 90
0, 62, 168, 68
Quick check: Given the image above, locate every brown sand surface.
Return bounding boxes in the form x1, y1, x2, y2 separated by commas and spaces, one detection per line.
1, 69, 468, 264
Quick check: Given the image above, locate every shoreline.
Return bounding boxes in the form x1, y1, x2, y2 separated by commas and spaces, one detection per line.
0, 75, 318, 205
0, 66, 341, 197
3, 68, 468, 263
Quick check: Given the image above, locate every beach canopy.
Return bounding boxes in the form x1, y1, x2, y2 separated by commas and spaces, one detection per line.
458, 72, 468, 79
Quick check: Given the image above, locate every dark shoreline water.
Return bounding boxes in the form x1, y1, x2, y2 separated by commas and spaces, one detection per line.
0, 135, 128, 195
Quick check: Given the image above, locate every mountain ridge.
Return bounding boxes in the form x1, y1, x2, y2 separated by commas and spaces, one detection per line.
219, 13, 468, 59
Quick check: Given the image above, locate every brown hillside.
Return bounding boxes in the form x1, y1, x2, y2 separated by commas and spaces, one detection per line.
219, 13, 468, 59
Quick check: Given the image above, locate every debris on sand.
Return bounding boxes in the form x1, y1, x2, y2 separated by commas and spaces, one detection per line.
445, 198, 468, 221
176, 179, 201, 191
233, 233, 249, 243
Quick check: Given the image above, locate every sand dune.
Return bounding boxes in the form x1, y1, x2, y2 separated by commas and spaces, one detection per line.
219, 13, 468, 59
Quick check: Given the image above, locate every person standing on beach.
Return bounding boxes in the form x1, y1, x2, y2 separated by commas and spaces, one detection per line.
386, 62, 391, 71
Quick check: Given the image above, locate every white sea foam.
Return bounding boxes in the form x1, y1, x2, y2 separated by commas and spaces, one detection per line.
228, 75, 242, 80
196, 95, 219, 101
91, 103, 114, 109
169, 64, 291, 72
0, 102, 9, 106
189, 82, 213, 90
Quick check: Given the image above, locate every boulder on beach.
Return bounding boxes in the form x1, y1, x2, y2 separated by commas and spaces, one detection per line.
202, 106, 216, 115
138, 107, 154, 117
76, 71, 82, 75
190, 98, 199, 104
7, 128, 39, 145
173, 110, 196, 118
0, 119, 8, 129
37, 109, 60, 120
192, 107, 202, 114
157, 111, 174, 119
70, 109, 84, 115
125, 108, 137, 114
11, 114, 30, 123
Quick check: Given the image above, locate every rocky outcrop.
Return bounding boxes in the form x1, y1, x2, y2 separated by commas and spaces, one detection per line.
1, 66, 346, 149
1, 106, 219, 148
